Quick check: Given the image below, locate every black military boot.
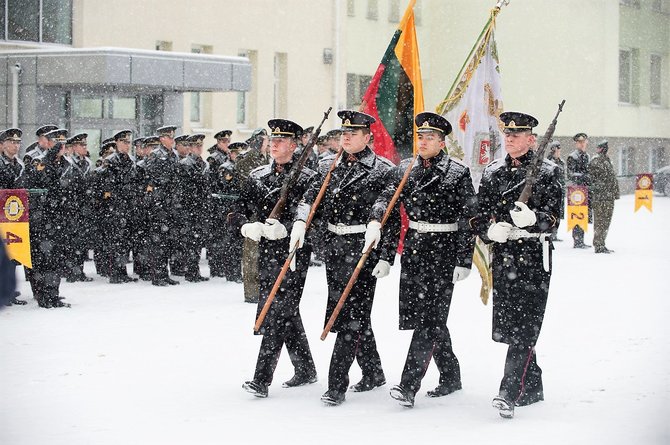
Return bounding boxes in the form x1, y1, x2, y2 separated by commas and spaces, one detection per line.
492, 396, 514, 419
152, 280, 169, 287
389, 385, 415, 408
320, 389, 345, 406
282, 373, 317, 388
10, 298, 28, 305
185, 275, 209, 283
242, 380, 268, 398
166, 278, 180, 286
350, 373, 386, 392
426, 381, 462, 398
50, 296, 71, 308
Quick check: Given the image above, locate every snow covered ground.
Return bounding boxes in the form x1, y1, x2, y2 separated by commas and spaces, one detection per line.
1, 194, 668, 445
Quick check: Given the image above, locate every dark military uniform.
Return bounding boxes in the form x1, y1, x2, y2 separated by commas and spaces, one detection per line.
145, 126, 180, 286
296, 111, 398, 404
472, 112, 562, 413
60, 134, 94, 282
176, 138, 211, 282
1, 150, 25, 189
238, 120, 317, 397
589, 141, 619, 253
375, 113, 477, 406
566, 134, 591, 248
546, 141, 566, 241
131, 137, 156, 280
23, 130, 70, 308
90, 141, 115, 277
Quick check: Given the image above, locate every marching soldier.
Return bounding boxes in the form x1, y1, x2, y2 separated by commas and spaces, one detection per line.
290, 110, 398, 406
22, 125, 58, 165
206, 129, 233, 172
589, 140, 619, 254
566, 132, 591, 248
472, 112, 562, 419
131, 137, 154, 280
0, 128, 28, 305
238, 119, 318, 398
370, 112, 477, 408
61, 133, 94, 282
145, 125, 180, 286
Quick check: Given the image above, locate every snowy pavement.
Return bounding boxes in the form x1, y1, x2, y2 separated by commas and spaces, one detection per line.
1, 194, 668, 445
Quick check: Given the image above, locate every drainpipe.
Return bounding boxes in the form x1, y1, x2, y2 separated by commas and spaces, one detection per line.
10, 63, 21, 128
333, 0, 340, 114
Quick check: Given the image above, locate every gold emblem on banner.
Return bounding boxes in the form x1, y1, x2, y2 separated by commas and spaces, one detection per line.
3, 195, 25, 222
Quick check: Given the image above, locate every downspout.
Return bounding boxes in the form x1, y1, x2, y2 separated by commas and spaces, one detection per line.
333, 0, 341, 114
10, 63, 21, 128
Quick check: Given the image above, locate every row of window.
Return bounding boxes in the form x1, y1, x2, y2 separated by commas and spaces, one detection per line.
621, 0, 670, 13
619, 146, 667, 175
619, 49, 664, 106
0, 0, 72, 44
347, 0, 422, 25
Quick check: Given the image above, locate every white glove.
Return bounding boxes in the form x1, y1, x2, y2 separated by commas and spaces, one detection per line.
487, 221, 513, 243
288, 221, 307, 271
241, 222, 265, 242
510, 202, 537, 228
263, 218, 288, 240
362, 221, 382, 253
452, 266, 471, 283
372, 260, 391, 279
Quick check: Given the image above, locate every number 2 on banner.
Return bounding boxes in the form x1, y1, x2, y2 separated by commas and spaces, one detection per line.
570, 212, 585, 220
3, 231, 23, 245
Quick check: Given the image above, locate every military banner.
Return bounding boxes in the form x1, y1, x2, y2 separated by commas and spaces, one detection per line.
634, 173, 653, 212
436, 5, 505, 188
0, 189, 32, 268
567, 185, 589, 232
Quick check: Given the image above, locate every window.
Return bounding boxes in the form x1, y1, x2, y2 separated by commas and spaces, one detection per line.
619, 146, 634, 175
274, 52, 288, 118
619, 48, 639, 104
347, 0, 355, 17
190, 45, 212, 124
367, 0, 378, 20
620, 0, 641, 7
155, 40, 172, 51
1, 0, 72, 44
650, 147, 665, 172
237, 50, 248, 125
110, 97, 136, 120
388, 0, 400, 22
346, 73, 372, 109
650, 54, 663, 106
72, 97, 104, 119
652, 0, 670, 13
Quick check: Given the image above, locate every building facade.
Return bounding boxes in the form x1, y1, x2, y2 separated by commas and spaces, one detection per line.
2, 0, 668, 184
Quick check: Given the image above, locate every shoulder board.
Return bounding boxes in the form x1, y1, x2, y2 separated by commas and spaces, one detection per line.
250, 164, 272, 178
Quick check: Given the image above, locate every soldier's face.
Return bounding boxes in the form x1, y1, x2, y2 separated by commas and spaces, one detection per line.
191, 142, 203, 157
116, 139, 131, 155
74, 142, 88, 157
38, 136, 50, 149
3, 140, 20, 157
160, 134, 175, 149
270, 137, 296, 164
575, 139, 588, 151
217, 137, 230, 152
176, 143, 190, 157
504, 131, 533, 159
417, 131, 445, 159
340, 129, 369, 154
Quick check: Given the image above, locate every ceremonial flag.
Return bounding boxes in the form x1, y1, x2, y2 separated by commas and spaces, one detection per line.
567, 185, 589, 232
436, 5, 505, 188
0, 189, 32, 268
434, 2, 509, 304
635, 173, 653, 212
360, 0, 424, 165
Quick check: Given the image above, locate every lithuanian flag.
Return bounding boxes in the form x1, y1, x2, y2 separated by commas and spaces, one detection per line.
360, 0, 424, 164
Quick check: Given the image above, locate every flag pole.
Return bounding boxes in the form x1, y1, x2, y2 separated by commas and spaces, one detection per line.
436, 0, 510, 115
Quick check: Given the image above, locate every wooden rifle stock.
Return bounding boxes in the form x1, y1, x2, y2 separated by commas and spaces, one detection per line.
268, 107, 332, 220
254, 148, 344, 332
518, 100, 566, 204
320, 155, 418, 340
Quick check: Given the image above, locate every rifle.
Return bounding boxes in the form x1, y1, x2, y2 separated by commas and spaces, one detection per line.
267, 107, 332, 220
254, 147, 344, 332
320, 155, 417, 340
517, 100, 566, 204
